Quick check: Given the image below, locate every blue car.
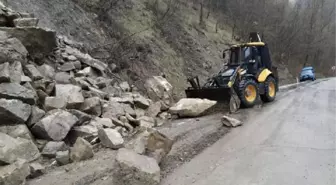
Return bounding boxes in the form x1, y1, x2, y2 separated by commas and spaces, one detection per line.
299, 66, 316, 82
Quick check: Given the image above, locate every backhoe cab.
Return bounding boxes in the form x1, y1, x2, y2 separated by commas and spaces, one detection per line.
185, 32, 279, 112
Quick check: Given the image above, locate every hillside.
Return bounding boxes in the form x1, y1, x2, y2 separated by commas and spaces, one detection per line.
2, 0, 300, 98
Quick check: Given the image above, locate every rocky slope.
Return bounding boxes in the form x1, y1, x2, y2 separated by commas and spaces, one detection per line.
2, 0, 237, 98
0, 4, 179, 184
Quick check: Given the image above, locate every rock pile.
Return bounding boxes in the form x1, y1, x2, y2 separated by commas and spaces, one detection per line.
0, 4, 174, 185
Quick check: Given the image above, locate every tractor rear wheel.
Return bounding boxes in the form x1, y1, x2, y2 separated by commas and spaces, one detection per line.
261, 76, 276, 102
238, 78, 258, 108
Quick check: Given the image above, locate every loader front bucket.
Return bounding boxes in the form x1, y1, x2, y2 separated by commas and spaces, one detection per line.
185, 87, 232, 103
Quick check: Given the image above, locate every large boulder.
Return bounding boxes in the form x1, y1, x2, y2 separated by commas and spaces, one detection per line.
55, 84, 84, 108
26, 106, 45, 128
0, 133, 40, 165
37, 64, 55, 80
102, 100, 125, 119
41, 141, 68, 158
44, 96, 67, 111
134, 94, 150, 109
0, 83, 36, 105
0, 31, 28, 64
79, 97, 102, 116
98, 128, 124, 149
67, 123, 98, 144
146, 101, 161, 117
0, 159, 30, 185
0, 98, 31, 124
144, 76, 172, 102
0, 124, 33, 140
113, 148, 160, 185
24, 64, 43, 81
70, 137, 94, 162
68, 109, 92, 126
169, 98, 217, 117
31, 109, 78, 141
0, 27, 57, 60
126, 128, 173, 163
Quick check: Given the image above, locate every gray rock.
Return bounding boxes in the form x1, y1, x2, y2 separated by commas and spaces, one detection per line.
102, 101, 125, 119
96, 117, 114, 128
134, 94, 150, 109
94, 77, 109, 89
70, 137, 94, 162
0, 133, 40, 165
98, 128, 124, 149
55, 72, 71, 84
0, 34, 28, 64
9, 61, 23, 83
66, 55, 77, 61
122, 103, 136, 117
80, 97, 102, 116
135, 108, 146, 118
146, 101, 161, 117
45, 81, 56, 95
126, 113, 138, 125
34, 139, 48, 151
221, 115, 243, 127
32, 79, 46, 91
0, 27, 57, 60
144, 76, 173, 102
28, 162, 45, 179
13, 18, 39, 27
73, 61, 81, 69
65, 47, 107, 73
126, 128, 173, 163
113, 148, 160, 185
36, 89, 47, 103
37, 64, 55, 80
110, 117, 125, 127
158, 112, 172, 120
169, 98, 217, 117
0, 83, 36, 105
0, 98, 31, 124
119, 81, 130, 92
24, 64, 43, 81
67, 124, 98, 144
138, 116, 156, 128
27, 106, 45, 128
31, 109, 78, 141
0, 124, 33, 140
76, 67, 97, 77
60, 62, 76, 72
44, 96, 67, 111
0, 62, 10, 83
88, 87, 108, 99
21, 75, 32, 83
56, 150, 70, 166
68, 109, 92, 126
55, 84, 84, 108
41, 141, 68, 158
0, 159, 30, 185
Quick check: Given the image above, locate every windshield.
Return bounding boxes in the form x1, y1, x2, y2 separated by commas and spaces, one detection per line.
242, 47, 251, 62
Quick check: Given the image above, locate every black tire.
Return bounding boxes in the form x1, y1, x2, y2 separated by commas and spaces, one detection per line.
260, 76, 277, 102
238, 78, 258, 108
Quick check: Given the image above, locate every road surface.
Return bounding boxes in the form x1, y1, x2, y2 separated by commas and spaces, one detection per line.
162, 78, 336, 185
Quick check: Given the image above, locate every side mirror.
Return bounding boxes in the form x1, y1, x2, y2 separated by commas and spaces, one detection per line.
222, 52, 226, 59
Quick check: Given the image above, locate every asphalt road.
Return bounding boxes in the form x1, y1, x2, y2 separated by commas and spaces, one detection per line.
162, 78, 336, 185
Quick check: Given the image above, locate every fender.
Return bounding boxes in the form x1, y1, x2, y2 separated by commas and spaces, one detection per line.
257, 68, 272, 82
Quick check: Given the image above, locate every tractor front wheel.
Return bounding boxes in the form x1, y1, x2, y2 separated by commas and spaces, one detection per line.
261, 76, 277, 102
238, 78, 258, 108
